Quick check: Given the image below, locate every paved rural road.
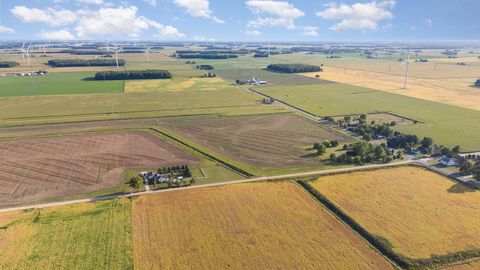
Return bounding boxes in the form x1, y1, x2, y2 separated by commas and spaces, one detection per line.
0, 160, 413, 213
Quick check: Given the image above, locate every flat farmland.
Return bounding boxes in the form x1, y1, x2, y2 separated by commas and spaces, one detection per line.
311, 166, 480, 260
258, 83, 480, 151
0, 199, 132, 270
154, 113, 354, 170
0, 87, 287, 127
0, 130, 199, 206
301, 67, 480, 111
132, 182, 394, 270
125, 77, 233, 92
0, 72, 123, 97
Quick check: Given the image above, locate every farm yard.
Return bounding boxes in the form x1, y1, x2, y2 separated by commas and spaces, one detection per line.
0, 199, 132, 270
310, 166, 480, 261
257, 83, 480, 151
0, 130, 199, 206
132, 182, 394, 270
153, 113, 354, 173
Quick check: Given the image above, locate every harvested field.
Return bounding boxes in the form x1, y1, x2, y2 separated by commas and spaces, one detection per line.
0, 199, 132, 269
154, 113, 354, 169
132, 182, 394, 270
311, 166, 480, 260
125, 77, 233, 92
0, 131, 198, 206
301, 67, 480, 111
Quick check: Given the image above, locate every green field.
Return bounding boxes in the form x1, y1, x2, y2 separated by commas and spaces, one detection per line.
0, 199, 132, 269
0, 72, 123, 97
0, 87, 287, 126
258, 83, 480, 151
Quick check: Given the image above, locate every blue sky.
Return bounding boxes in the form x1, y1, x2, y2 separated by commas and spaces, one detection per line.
0, 0, 478, 41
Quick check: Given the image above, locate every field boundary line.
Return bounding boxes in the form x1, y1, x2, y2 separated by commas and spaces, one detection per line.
0, 160, 414, 213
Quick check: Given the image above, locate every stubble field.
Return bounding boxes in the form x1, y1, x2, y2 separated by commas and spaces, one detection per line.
310, 166, 480, 260
132, 182, 394, 270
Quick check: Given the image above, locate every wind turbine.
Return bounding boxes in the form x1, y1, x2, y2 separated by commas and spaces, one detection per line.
20, 42, 26, 60
108, 46, 123, 69
400, 50, 412, 89
25, 44, 32, 66
144, 45, 152, 63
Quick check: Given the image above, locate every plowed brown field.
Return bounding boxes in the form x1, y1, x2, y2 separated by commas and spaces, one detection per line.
0, 131, 198, 206
155, 113, 353, 169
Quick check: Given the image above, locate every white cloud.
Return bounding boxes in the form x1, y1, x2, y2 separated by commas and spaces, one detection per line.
76, 0, 105, 5
172, 0, 223, 23
143, 0, 157, 6
316, 0, 396, 31
246, 0, 304, 29
410, 25, 417, 31
192, 36, 215, 41
11, 6, 77, 26
302, 26, 318, 37
245, 30, 261, 36
37, 29, 75, 40
11, 5, 184, 40
0, 25, 15, 33
422, 18, 432, 27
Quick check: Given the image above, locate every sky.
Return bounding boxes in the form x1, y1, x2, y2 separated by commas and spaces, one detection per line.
0, 0, 478, 41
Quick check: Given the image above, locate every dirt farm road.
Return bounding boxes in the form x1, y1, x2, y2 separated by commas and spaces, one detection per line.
0, 160, 414, 213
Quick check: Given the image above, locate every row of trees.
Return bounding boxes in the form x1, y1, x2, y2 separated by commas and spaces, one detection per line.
94, 70, 171, 80
0, 61, 20, 68
266, 63, 322, 73
331, 142, 397, 165
175, 53, 238, 59
200, 72, 216, 78
48, 59, 124, 67
157, 165, 192, 177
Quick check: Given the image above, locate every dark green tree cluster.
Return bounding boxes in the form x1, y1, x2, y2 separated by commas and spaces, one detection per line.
175, 53, 238, 59
332, 142, 395, 165
266, 63, 322, 73
0, 61, 20, 68
196, 65, 214, 70
459, 155, 480, 179
94, 70, 171, 80
60, 49, 112, 55
157, 165, 192, 177
48, 59, 125, 67
313, 140, 339, 155
475, 79, 480, 87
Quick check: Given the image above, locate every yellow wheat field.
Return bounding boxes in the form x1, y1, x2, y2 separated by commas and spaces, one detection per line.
132, 182, 394, 270
302, 67, 480, 111
0, 199, 132, 270
311, 166, 480, 259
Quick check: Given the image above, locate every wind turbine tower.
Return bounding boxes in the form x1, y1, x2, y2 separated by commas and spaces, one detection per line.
144, 45, 152, 63
403, 50, 411, 89
108, 46, 123, 69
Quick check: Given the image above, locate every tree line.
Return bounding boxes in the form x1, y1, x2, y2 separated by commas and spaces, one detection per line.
267, 63, 322, 73
196, 65, 214, 70
459, 155, 480, 179
48, 59, 125, 67
0, 61, 20, 68
94, 70, 171, 80
174, 53, 238, 59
